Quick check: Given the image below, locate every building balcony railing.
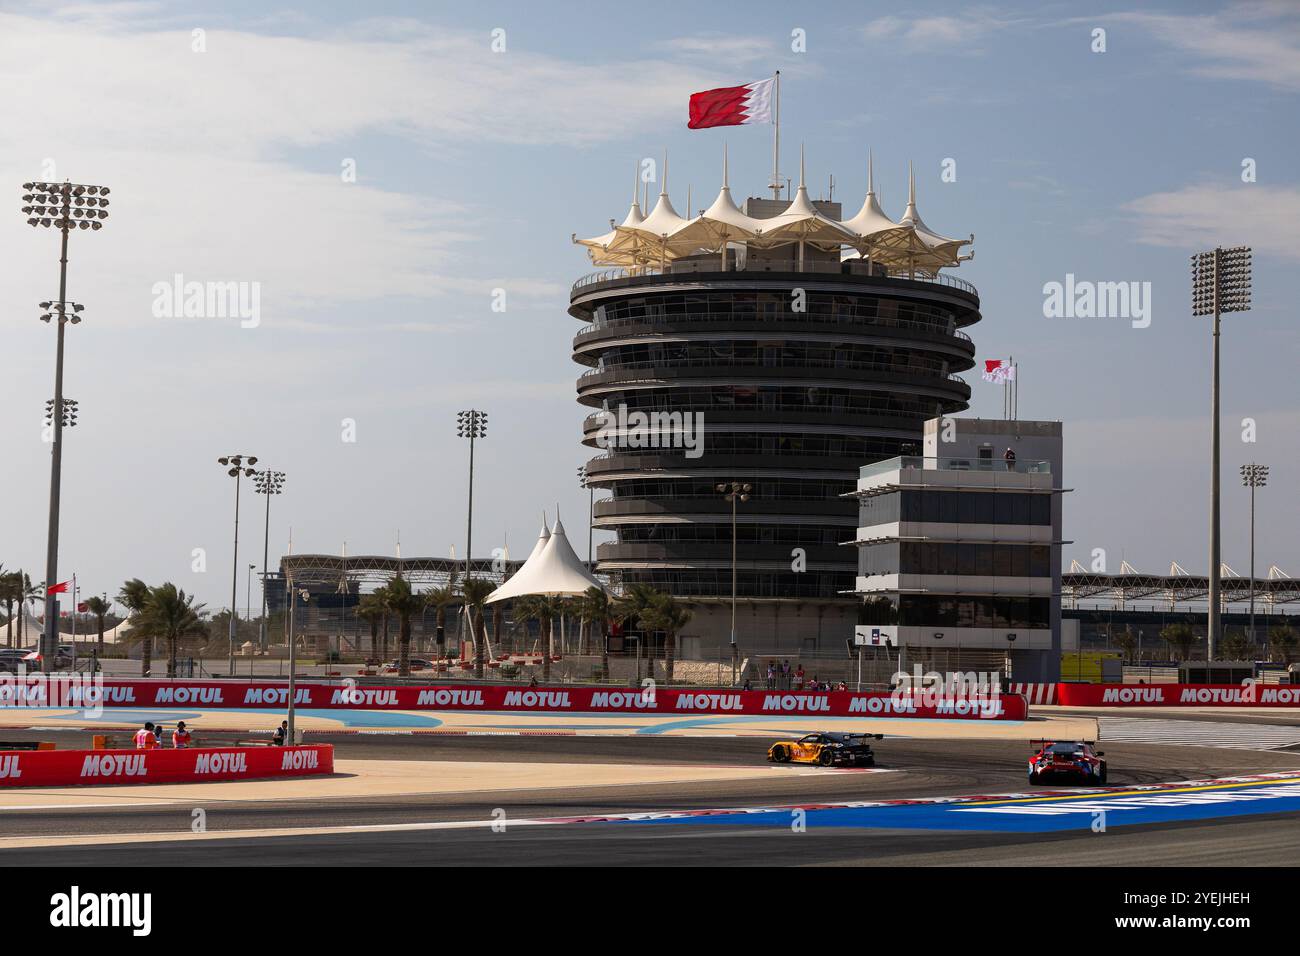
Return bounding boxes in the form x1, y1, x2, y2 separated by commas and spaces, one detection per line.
573, 316, 974, 343
578, 360, 967, 383
858, 455, 1053, 480
572, 261, 979, 298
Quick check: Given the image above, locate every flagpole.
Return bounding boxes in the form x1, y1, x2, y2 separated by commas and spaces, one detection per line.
770, 70, 781, 199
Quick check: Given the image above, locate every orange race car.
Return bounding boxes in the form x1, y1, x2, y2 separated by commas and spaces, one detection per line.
767, 732, 882, 767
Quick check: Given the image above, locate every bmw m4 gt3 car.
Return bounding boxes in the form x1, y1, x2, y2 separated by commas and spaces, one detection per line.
1028, 740, 1107, 786
767, 732, 882, 767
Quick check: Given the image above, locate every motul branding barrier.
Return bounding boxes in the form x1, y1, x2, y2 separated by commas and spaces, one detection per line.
0, 745, 333, 788
1056, 682, 1300, 707
0, 678, 1027, 720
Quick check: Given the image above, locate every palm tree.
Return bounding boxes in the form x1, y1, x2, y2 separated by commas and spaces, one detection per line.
0, 569, 17, 649
515, 594, 566, 682
19, 573, 39, 647
384, 576, 426, 677
1269, 625, 1297, 665
424, 586, 457, 660
1223, 627, 1252, 663
460, 578, 496, 678
613, 583, 661, 680
356, 594, 385, 662
641, 593, 692, 684
1160, 622, 1198, 662
576, 586, 614, 679
84, 596, 111, 658
372, 580, 395, 661
118, 578, 152, 676
1113, 624, 1138, 664
137, 583, 207, 677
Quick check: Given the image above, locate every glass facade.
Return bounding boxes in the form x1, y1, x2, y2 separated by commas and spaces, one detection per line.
573, 271, 980, 601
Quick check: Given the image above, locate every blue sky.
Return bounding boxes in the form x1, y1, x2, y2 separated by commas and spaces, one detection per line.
0, 0, 1296, 611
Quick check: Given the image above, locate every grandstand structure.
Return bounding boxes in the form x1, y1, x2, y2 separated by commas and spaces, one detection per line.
1063, 561, 1299, 611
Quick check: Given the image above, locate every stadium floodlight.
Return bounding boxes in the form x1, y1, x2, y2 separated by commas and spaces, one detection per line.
717, 481, 753, 685
44, 398, 78, 428
1191, 246, 1252, 661
455, 409, 488, 588
1240, 463, 1269, 649
21, 179, 110, 671
252, 469, 286, 652
217, 454, 259, 676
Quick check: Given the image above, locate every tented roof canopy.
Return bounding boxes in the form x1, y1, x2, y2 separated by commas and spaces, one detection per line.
574, 147, 972, 275
486, 515, 603, 603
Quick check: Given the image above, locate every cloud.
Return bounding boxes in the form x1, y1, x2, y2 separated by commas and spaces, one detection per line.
657, 34, 777, 64
862, 12, 1024, 52
1123, 183, 1300, 261
0, 10, 718, 332
1086, 7, 1300, 92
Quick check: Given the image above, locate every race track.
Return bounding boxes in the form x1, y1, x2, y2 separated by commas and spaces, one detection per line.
2, 714, 1299, 866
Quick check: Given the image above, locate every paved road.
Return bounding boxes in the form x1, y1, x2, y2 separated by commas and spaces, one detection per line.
1, 726, 1297, 865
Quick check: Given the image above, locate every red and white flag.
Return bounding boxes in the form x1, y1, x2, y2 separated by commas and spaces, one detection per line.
47, 580, 71, 594
981, 360, 1016, 384
688, 77, 775, 129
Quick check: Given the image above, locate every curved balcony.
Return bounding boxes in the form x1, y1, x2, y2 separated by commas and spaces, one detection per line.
571, 261, 979, 300
596, 541, 854, 566
576, 364, 972, 406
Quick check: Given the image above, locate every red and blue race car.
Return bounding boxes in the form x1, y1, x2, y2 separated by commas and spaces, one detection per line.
1028, 741, 1107, 786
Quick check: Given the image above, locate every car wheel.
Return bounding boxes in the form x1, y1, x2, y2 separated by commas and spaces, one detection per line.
818, 750, 835, 767
859, 755, 875, 767
771, 745, 789, 763
1098, 764, 1108, 785
1029, 772, 1042, 786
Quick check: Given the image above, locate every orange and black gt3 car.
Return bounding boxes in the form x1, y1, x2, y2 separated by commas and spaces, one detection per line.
767, 732, 882, 767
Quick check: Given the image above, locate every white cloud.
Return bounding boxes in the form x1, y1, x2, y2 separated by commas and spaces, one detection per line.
862, 12, 1023, 51
0, 11, 721, 333
1084, 7, 1300, 92
1123, 183, 1300, 261
657, 34, 776, 64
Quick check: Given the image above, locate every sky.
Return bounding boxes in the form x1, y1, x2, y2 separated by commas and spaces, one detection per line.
0, 0, 1297, 614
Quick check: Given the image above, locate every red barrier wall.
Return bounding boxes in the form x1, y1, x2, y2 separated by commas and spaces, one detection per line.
0, 744, 333, 788
0, 679, 1027, 720
1055, 682, 1300, 707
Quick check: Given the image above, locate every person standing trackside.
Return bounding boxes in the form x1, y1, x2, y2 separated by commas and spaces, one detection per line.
172, 721, 193, 749
272, 720, 289, 746
1003, 446, 1017, 471
134, 722, 159, 750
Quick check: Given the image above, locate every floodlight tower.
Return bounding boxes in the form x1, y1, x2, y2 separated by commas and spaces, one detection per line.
252, 469, 286, 651
218, 454, 259, 675
1240, 463, 1268, 646
21, 179, 110, 671
1191, 246, 1251, 661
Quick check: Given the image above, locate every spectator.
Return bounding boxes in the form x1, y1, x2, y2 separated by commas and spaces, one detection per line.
133, 722, 159, 750
743, 679, 753, 691
272, 720, 289, 746
1003, 446, 1017, 471
780, 659, 792, 690
766, 661, 776, 690
793, 665, 805, 690
172, 721, 192, 749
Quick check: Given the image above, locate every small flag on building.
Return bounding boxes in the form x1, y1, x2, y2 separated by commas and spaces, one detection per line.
981, 359, 1016, 384
688, 77, 776, 128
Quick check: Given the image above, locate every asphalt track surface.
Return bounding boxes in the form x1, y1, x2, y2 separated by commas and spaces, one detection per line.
2, 719, 1300, 866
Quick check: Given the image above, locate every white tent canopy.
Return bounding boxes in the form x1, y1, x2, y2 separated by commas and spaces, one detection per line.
575, 147, 972, 276
486, 515, 603, 604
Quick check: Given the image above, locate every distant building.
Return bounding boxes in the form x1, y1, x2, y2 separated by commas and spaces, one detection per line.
847, 418, 1068, 681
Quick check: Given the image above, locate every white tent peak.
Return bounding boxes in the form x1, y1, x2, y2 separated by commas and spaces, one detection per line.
486, 508, 602, 604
